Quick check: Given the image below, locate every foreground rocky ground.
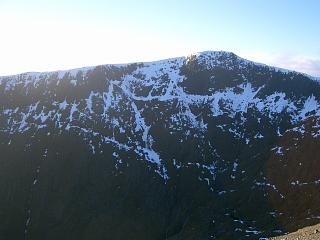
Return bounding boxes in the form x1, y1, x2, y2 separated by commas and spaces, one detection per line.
271, 223, 320, 240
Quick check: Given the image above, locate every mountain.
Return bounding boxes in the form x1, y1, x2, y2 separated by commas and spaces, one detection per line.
0, 51, 319, 240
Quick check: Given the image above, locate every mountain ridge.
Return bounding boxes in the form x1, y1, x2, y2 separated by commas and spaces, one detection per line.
1, 51, 319, 82
0, 50, 319, 239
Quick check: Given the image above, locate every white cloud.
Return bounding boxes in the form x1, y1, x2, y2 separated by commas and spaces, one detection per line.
240, 52, 320, 77
273, 56, 320, 77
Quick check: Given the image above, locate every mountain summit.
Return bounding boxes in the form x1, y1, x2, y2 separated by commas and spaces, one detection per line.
0, 51, 319, 239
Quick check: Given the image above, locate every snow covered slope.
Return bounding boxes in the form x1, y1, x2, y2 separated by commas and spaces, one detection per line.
0, 51, 319, 240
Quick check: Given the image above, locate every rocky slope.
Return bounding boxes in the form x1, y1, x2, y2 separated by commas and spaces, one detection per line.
271, 223, 320, 240
0, 51, 319, 239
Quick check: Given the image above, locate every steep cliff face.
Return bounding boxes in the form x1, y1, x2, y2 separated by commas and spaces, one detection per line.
267, 116, 320, 231
0, 51, 319, 239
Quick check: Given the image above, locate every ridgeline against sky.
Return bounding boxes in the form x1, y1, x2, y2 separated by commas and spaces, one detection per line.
0, 0, 319, 76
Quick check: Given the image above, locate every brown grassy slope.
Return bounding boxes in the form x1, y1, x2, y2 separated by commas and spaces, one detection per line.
271, 223, 320, 240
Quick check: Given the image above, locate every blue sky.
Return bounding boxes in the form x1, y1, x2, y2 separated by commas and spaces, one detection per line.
1, 0, 319, 76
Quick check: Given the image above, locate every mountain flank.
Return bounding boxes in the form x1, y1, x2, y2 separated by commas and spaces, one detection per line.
0, 51, 319, 239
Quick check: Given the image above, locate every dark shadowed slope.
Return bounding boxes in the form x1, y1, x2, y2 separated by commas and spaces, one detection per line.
0, 51, 319, 240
